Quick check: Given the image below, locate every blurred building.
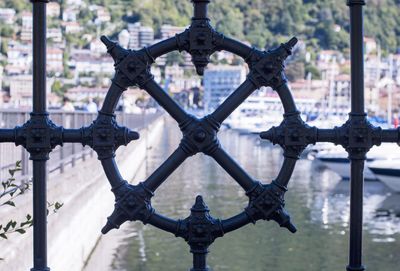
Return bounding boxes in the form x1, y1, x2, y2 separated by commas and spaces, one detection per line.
47, 48, 64, 74
161, 25, 186, 39
69, 49, 114, 76
47, 28, 63, 43
0, 8, 16, 24
127, 22, 154, 50
118, 29, 130, 48
9, 75, 52, 108
47, 2, 61, 18
66, 86, 108, 102
158, 24, 191, 67
21, 12, 33, 43
6, 41, 32, 75
203, 65, 246, 113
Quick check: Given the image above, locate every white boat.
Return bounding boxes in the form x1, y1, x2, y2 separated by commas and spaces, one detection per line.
368, 159, 400, 192
225, 96, 316, 134
315, 144, 400, 181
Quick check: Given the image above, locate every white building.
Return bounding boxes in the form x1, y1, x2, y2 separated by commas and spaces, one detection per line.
0, 8, 16, 24
69, 49, 114, 76
118, 29, 130, 48
159, 24, 191, 67
161, 24, 186, 39
62, 9, 77, 22
63, 21, 82, 34
127, 23, 140, 49
6, 41, 32, 75
47, 2, 61, 18
90, 39, 107, 54
21, 12, 33, 42
330, 74, 351, 114
47, 28, 63, 43
203, 65, 247, 113
127, 23, 154, 49
94, 7, 111, 24
364, 37, 377, 56
47, 48, 64, 74
9, 75, 52, 108
65, 0, 84, 7
139, 26, 154, 47
66, 86, 108, 102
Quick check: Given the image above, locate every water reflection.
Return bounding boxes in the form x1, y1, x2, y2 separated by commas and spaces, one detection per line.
111, 123, 400, 271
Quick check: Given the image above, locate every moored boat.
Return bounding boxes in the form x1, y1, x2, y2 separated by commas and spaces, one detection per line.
368, 160, 400, 193
315, 143, 400, 181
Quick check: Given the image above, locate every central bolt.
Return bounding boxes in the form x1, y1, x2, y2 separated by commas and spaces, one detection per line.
194, 129, 207, 142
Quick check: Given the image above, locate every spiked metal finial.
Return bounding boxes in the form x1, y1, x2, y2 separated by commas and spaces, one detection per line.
100, 35, 130, 65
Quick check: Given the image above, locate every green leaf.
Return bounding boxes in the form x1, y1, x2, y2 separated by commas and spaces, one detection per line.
15, 229, 26, 234
0, 233, 7, 239
26, 214, 32, 221
4, 201, 15, 207
54, 202, 63, 210
20, 220, 33, 227
4, 221, 13, 232
16, 161, 21, 167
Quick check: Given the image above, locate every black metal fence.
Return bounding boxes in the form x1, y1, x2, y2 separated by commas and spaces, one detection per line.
0, 0, 398, 270
0, 110, 160, 181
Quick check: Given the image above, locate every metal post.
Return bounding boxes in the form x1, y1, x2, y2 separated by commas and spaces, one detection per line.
31, 1, 50, 270
192, 0, 210, 19
347, 1, 366, 271
71, 113, 77, 167
82, 113, 86, 161
59, 113, 65, 173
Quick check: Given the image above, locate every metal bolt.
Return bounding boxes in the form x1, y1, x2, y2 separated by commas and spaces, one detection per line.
194, 129, 207, 142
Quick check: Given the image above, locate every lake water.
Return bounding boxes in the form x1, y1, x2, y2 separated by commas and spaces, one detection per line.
98, 122, 400, 271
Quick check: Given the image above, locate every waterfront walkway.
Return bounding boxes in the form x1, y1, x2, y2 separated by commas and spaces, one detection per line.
0, 111, 164, 271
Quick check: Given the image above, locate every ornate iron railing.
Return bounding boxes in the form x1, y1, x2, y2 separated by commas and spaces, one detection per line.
0, 0, 397, 270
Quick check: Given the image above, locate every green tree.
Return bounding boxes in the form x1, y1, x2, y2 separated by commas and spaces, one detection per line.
0, 25, 14, 38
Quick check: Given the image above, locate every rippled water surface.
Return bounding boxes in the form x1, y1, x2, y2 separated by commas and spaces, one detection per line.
110, 123, 400, 271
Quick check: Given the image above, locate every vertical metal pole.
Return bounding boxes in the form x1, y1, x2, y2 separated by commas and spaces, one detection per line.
22, 113, 29, 176
348, 0, 365, 114
71, 113, 77, 167
82, 113, 87, 161
192, 0, 210, 19
347, 1, 366, 271
59, 113, 65, 173
32, 1, 48, 115
31, 1, 50, 271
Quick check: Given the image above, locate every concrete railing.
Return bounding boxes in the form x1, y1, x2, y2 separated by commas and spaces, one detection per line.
0, 112, 165, 271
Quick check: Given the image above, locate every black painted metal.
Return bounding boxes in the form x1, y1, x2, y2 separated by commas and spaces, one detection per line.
30, 1, 51, 270
0, 0, 397, 270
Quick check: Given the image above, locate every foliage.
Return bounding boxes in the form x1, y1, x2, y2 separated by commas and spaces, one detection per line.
51, 80, 64, 97
0, 25, 14, 38
305, 64, 321, 80
113, 0, 400, 53
0, 161, 63, 260
2, 0, 398, 55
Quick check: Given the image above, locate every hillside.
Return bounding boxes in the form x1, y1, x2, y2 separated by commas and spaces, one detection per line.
119, 0, 400, 53
1, 0, 400, 53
